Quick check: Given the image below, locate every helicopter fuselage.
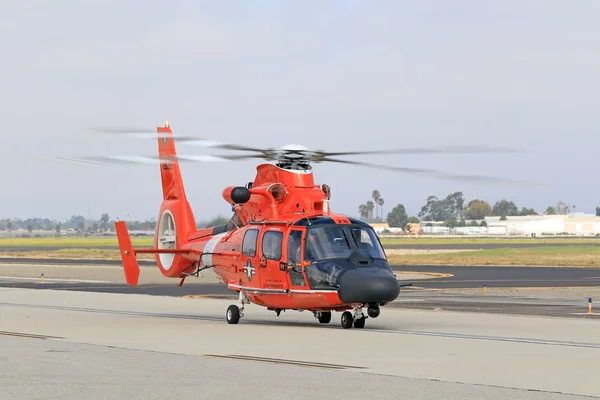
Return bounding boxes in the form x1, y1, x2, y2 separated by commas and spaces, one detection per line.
153, 163, 400, 312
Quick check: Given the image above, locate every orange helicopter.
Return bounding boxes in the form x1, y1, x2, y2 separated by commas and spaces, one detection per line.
53, 122, 534, 329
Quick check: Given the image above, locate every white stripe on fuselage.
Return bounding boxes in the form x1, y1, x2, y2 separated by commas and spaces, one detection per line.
202, 232, 228, 267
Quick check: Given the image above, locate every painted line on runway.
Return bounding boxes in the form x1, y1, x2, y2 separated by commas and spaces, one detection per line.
183, 294, 234, 299
0, 276, 113, 283
3, 301, 600, 350
0, 330, 64, 340
366, 329, 600, 349
204, 354, 366, 370
395, 271, 454, 279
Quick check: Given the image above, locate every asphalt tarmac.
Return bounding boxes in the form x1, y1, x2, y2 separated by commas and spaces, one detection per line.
2, 287, 600, 398
2, 263, 599, 320
2, 264, 598, 295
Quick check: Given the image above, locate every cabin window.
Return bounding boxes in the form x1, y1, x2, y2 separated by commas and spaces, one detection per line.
242, 229, 259, 257
262, 231, 283, 261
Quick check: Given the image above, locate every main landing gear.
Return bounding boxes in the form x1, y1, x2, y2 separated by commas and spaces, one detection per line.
226, 290, 249, 324
313, 311, 332, 324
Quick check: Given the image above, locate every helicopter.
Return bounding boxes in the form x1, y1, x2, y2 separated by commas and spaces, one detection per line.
49, 122, 538, 329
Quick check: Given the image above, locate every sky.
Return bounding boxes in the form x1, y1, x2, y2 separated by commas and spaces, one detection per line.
2, 0, 599, 222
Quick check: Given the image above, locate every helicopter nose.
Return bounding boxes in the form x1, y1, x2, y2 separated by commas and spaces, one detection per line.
336, 267, 400, 304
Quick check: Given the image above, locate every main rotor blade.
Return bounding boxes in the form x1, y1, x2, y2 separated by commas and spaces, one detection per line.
317, 145, 523, 158
38, 153, 257, 166
89, 127, 523, 157
320, 157, 545, 186
88, 127, 269, 154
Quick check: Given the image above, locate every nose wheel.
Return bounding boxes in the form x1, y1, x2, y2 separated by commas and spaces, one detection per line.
226, 290, 249, 324
340, 306, 366, 329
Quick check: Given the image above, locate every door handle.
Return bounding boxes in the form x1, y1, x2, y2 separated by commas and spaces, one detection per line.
260, 257, 266, 267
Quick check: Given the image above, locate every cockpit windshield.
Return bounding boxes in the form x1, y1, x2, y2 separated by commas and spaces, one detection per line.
304, 224, 386, 262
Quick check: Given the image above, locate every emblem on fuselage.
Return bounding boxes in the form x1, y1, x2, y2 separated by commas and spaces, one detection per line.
245, 258, 256, 281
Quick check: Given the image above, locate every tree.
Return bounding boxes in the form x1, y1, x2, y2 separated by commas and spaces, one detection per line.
370, 190, 385, 221
596, 207, 600, 217
444, 215, 458, 229
100, 213, 110, 230
377, 197, 384, 221
463, 199, 492, 220
492, 199, 518, 217
546, 206, 556, 215
519, 207, 538, 216
371, 190, 381, 220
365, 201, 375, 221
418, 192, 464, 221
556, 201, 570, 215
358, 204, 368, 220
407, 216, 420, 224
387, 204, 408, 228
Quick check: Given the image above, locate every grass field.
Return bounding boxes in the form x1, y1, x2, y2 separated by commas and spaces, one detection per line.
387, 246, 600, 267
0, 236, 154, 247
1, 236, 599, 248
0, 248, 155, 260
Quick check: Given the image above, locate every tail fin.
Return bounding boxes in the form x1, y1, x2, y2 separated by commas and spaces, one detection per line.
154, 122, 197, 275
158, 122, 192, 203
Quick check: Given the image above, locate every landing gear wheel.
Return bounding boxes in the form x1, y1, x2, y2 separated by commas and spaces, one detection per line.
318, 312, 331, 324
353, 317, 366, 329
226, 305, 240, 324
341, 311, 353, 329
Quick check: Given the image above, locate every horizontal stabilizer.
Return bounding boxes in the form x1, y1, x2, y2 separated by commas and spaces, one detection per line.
115, 221, 140, 286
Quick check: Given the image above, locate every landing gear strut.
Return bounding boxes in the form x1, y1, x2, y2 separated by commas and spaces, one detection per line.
340, 305, 367, 329
226, 290, 249, 324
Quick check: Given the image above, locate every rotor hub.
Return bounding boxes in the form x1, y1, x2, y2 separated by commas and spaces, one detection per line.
272, 144, 315, 170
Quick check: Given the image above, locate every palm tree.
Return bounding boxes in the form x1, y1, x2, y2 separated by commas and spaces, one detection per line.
358, 204, 368, 219
372, 190, 381, 220
366, 201, 375, 221
377, 197, 384, 222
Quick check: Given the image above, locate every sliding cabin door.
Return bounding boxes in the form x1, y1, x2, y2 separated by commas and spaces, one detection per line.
257, 226, 288, 291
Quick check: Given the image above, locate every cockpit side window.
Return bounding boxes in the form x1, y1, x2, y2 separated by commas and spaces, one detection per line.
287, 230, 302, 265
262, 231, 283, 261
350, 226, 386, 259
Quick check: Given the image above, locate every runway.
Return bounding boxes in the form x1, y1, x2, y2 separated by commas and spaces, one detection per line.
1, 287, 599, 399
3, 264, 599, 292
2, 262, 600, 320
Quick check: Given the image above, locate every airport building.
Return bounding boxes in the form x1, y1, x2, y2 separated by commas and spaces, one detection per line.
376, 213, 600, 236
